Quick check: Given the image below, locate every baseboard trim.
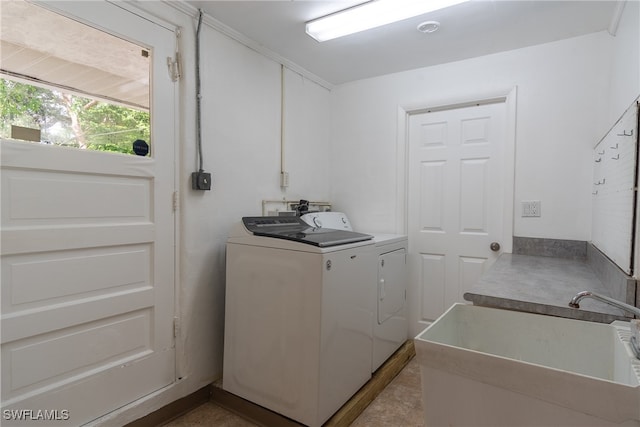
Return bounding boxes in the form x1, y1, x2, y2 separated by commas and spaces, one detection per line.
210, 387, 303, 427
124, 385, 211, 427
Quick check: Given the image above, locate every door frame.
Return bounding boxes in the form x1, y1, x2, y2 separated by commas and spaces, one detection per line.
396, 87, 517, 334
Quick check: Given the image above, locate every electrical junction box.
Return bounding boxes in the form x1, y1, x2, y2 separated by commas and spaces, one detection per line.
192, 171, 211, 191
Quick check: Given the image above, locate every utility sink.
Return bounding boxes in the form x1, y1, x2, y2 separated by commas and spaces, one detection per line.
414, 304, 640, 426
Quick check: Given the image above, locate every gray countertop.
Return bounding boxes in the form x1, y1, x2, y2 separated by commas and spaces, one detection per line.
463, 253, 630, 323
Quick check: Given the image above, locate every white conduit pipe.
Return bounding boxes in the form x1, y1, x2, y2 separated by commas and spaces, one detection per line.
280, 64, 289, 189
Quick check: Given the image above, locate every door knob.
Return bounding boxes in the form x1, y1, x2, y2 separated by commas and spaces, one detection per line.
490, 242, 501, 252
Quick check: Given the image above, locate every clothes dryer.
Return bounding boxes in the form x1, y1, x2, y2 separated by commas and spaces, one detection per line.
301, 212, 409, 371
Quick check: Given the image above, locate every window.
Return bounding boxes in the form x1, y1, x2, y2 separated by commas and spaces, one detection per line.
1, 0, 151, 156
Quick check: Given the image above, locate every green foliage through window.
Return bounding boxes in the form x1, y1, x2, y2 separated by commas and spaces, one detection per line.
0, 78, 150, 155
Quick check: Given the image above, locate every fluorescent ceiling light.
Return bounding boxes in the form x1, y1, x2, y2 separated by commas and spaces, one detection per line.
306, 0, 469, 42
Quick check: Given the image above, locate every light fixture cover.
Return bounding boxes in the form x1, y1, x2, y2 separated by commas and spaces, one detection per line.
306, 0, 468, 42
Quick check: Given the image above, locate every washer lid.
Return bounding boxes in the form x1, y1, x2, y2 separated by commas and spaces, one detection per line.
242, 216, 370, 247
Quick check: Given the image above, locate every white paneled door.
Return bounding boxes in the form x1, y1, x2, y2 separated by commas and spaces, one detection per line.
408, 101, 510, 330
1, 2, 176, 425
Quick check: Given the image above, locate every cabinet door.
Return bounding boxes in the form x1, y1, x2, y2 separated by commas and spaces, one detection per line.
378, 249, 407, 324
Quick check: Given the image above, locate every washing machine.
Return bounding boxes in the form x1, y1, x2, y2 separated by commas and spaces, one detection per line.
301, 212, 409, 371
223, 216, 377, 427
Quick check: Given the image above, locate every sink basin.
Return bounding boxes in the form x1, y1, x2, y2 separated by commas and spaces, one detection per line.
414, 303, 640, 426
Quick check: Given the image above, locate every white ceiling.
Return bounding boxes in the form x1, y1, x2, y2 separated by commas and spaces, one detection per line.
186, 0, 620, 86
0, 0, 621, 104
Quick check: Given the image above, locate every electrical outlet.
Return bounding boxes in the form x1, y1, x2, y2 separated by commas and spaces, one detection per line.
530, 200, 541, 217
522, 200, 541, 217
191, 171, 211, 191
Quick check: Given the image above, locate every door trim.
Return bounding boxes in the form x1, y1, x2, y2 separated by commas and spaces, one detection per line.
395, 87, 517, 252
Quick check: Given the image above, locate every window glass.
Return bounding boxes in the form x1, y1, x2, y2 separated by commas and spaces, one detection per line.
0, 0, 151, 156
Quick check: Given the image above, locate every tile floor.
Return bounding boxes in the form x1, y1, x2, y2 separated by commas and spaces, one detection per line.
164, 358, 424, 427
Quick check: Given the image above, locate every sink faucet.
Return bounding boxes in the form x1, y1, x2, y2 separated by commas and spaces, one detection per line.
569, 291, 640, 318
570, 291, 640, 360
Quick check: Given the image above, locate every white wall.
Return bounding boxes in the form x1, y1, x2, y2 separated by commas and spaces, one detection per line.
174, 1, 332, 401
330, 32, 614, 241
330, 1, 640, 242
175, 15, 332, 387
607, 0, 640, 124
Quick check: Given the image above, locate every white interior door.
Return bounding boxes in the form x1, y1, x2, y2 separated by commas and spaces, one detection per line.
408, 101, 510, 331
1, 2, 176, 425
